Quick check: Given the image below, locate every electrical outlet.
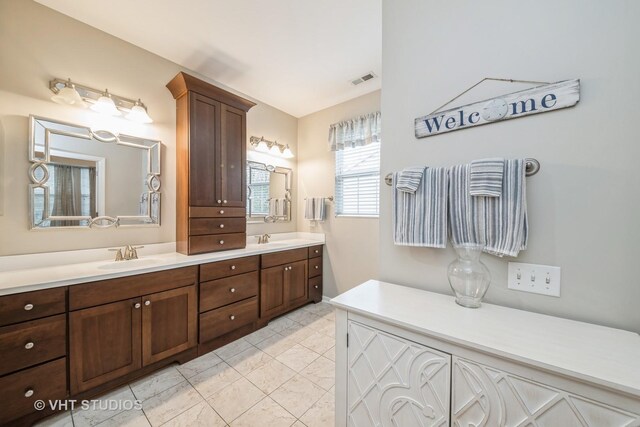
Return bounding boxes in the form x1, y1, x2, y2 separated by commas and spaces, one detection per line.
508, 262, 561, 297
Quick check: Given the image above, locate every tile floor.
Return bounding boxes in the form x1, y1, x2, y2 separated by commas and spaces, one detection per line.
36, 302, 336, 427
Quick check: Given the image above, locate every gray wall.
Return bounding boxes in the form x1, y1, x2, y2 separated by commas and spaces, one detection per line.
380, 0, 640, 332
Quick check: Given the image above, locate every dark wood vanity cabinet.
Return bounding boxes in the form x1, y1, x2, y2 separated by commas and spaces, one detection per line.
167, 72, 255, 255
68, 267, 198, 394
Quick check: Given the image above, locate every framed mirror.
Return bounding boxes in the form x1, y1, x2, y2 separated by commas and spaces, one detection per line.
28, 115, 161, 229
247, 161, 292, 223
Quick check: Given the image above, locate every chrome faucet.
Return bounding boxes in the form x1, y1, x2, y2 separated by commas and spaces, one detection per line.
257, 234, 271, 244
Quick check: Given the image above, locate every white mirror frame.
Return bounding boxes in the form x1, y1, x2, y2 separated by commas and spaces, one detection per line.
28, 115, 161, 229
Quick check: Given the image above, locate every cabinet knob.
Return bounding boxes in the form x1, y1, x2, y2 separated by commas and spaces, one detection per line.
315, 250, 319, 254
289, 266, 293, 270
145, 300, 151, 306
134, 303, 141, 309
219, 224, 225, 228
230, 288, 236, 293
229, 315, 235, 320
217, 200, 222, 203
315, 266, 319, 269
314, 285, 319, 289
220, 210, 225, 214
230, 265, 236, 270
24, 389, 34, 398
25, 342, 34, 350
223, 200, 228, 204
24, 303, 34, 311
219, 240, 225, 245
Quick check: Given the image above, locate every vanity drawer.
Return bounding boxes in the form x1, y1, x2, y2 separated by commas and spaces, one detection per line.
200, 256, 259, 282
189, 233, 246, 254
309, 257, 322, 278
0, 314, 66, 376
190, 206, 246, 218
200, 271, 259, 312
261, 248, 308, 269
190, 217, 246, 236
308, 245, 323, 258
200, 297, 258, 342
309, 276, 323, 302
0, 357, 67, 424
69, 266, 197, 310
0, 287, 66, 327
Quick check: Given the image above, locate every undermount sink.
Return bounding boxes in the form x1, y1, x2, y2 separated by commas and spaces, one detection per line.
97, 258, 161, 270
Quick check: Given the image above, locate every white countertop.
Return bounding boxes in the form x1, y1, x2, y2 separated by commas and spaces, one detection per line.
330, 280, 640, 398
0, 232, 324, 296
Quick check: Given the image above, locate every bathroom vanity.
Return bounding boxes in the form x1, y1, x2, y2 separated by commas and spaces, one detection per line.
330, 280, 640, 427
0, 235, 324, 425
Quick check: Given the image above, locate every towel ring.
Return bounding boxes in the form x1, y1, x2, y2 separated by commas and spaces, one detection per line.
384, 158, 540, 186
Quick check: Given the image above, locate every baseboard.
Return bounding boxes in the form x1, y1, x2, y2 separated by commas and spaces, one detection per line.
322, 295, 331, 303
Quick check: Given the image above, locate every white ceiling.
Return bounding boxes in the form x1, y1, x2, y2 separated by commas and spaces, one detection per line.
35, 0, 382, 117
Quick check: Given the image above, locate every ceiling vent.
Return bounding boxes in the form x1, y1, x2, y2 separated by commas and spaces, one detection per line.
351, 72, 377, 86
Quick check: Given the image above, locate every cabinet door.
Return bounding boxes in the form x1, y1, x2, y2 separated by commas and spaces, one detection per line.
287, 260, 308, 307
452, 356, 640, 427
142, 285, 197, 366
347, 321, 450, 427
219, 104, 246, 208
260, 265, 287, 318
69, 298, 142, 394
189, 92, 221, 207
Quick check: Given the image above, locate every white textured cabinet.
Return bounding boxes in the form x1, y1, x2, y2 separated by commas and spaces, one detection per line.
347, 320, 450, 426
332, 281, 640, 427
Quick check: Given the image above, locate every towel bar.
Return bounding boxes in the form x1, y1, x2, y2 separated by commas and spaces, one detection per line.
384, 158, 540, 186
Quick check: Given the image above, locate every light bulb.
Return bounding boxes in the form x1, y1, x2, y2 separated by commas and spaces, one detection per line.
255, 140, 270, 152
126, 100, 153, 123
51, 80, 86, 107
269, 144, 282, 156
90, 90, 121, 116
282, 145, 294, 158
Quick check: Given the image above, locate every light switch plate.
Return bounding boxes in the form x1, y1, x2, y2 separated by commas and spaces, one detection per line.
508, 262, 561, 297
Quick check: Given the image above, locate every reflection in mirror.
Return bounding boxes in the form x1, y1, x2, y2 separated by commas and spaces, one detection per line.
247, 161, 292, 223
28, 116, 161, 229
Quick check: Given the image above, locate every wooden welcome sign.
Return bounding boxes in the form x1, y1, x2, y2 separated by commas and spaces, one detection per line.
415, 79, 580, 138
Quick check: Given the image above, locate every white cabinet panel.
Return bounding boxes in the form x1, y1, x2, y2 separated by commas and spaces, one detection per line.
347, 320, 451, 427
452, 357, 640, 427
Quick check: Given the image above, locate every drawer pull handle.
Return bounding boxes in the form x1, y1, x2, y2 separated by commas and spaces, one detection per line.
223, 200, 228, 204
24, 389, 34, 398
220, 210, 225, 214
25, 342, 35, 350
230, 288, 236, 293
134, 303, 141, 309
229, 315, 235, 320
314, 285, 319, 289
315, 250, 319, 254
219, 224, 225, 228
217, 199, 222, 203
219, 240, 225, 245
24, 303, 34, 311
231, 265, 236, 270
315, 266, 319, 269
145, 300, 151, 306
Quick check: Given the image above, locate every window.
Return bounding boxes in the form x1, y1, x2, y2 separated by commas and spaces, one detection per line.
335, 140, 380, 217
247, 166, 270, 216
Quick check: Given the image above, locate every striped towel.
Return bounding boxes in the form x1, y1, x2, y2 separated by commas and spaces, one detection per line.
304, 198, 326, 221
469, 158, 505, 197
396, 167, 426, 194
449, 159, 528, 257
393, 167, 448, 248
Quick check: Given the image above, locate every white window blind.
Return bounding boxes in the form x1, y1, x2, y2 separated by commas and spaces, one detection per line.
335, 141, 380, 217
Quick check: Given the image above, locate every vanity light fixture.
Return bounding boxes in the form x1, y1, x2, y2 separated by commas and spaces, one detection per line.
49, 78, 153, 123
249, 136, 294, 158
